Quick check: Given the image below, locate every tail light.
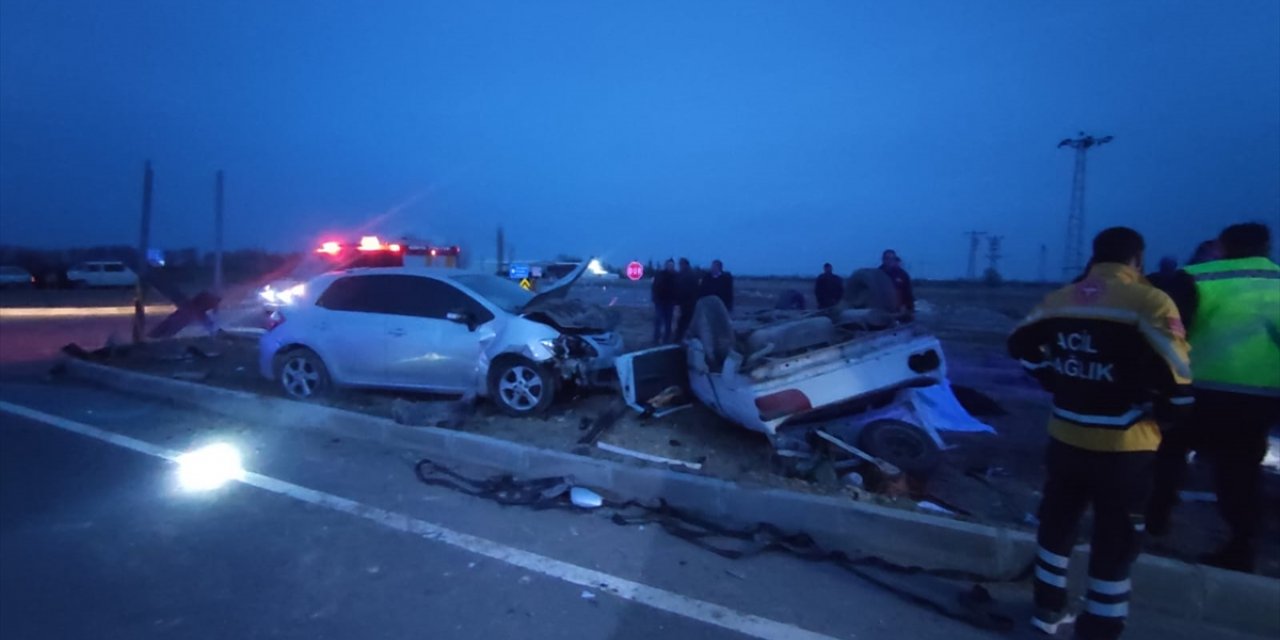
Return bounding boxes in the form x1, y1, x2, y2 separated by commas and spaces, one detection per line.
755, 389, 812, 421
266, 309, 286, 330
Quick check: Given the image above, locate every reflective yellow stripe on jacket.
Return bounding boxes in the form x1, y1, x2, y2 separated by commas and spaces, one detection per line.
1184, 257, 1280, 398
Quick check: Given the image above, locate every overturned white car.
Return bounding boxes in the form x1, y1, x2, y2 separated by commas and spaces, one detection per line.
617, 297, 989, 473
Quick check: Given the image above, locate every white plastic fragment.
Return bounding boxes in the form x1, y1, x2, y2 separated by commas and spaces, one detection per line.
570, 487, 604, 509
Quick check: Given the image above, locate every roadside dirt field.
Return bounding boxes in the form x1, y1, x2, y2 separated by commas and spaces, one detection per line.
50, 277, 1280, 577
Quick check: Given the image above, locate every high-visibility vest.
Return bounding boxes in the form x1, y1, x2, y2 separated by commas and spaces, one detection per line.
1184, 257, 1280, 397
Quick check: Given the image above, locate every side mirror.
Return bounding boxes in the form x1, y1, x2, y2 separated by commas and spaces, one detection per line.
446, 311, 478, 332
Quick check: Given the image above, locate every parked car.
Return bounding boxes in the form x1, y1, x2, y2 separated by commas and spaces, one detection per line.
259, 263, 623, 415
65, 261, 137, 288
0, 265, 34, 288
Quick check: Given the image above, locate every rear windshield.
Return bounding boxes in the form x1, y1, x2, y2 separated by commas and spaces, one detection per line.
451, 274, 533, 314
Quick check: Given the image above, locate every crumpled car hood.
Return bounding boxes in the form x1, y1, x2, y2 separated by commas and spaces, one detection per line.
522, 298, 620, 333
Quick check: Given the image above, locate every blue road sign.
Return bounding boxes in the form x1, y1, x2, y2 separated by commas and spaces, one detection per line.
508, 263, 530, 280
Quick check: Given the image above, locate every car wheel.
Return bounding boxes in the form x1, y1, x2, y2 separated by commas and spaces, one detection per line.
858, 419, 941, 475
277, 349, 330, 400
488, 356, 557, 416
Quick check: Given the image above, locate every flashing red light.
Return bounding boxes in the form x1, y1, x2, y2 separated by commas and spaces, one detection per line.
317, 241, 342, 255
357, 235, 383, 251
429, 249, 438, 257
388, 243, 402, 253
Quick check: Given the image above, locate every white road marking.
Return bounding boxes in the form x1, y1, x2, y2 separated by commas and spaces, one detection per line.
0, 401, 839, 640
0, 305, 175, 320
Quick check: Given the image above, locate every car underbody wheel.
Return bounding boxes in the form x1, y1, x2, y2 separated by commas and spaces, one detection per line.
858, 419, 941, 475
277, 348, 330, 400
489, 356, 557, 416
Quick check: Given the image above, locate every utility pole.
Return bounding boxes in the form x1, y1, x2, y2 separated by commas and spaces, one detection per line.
964, 231, 986, 280
1058, 132, 1113, 279
496, 226, 505, 275
213, 170, 224, 297
1038, 243, 1048, 283
132, 161, 154, 344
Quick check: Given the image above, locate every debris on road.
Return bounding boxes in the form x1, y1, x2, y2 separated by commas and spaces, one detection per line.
596, 441, 703, 471
576, 398, 629, 445
390, 396, 474, 429
569, 487, 604, 509
916, 501, 957, 516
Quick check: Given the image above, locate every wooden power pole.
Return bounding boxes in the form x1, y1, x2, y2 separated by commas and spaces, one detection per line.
213, 170, 225, 296
132, 161, 154, 344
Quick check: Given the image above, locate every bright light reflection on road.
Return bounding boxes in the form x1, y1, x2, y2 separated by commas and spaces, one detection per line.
176, 442, 245, 492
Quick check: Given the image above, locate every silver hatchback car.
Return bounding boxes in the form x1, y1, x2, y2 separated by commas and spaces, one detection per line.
259, 264, 622, 415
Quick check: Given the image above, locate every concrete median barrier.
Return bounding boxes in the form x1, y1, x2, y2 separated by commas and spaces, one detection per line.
60, 357, 1280, 637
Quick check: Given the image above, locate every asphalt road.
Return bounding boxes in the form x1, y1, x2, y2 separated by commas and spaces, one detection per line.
0, 374, 1258, 640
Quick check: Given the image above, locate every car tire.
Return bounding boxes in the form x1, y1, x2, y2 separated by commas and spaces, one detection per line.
488, 356, 557, 416
858, 419, 941, 475
844, 268, 899, 313
276, 348, 331, 400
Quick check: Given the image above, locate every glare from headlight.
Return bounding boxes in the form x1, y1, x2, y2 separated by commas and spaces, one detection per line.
176, 442, 245, 492
258, 286, 278, 304
277, 283, 306, 305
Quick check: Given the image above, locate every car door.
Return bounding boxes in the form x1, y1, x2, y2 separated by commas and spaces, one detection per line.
380, 275, 495, 392
309, 275, 393, 386
102, 263, 128, 287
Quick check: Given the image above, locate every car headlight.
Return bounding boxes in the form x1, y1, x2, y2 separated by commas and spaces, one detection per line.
540, 336, 597, 358
278, 283, 305, 305
258, 286, 278, 303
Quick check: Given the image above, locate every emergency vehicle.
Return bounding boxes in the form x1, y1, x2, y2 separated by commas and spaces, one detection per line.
258, 236, 461, 306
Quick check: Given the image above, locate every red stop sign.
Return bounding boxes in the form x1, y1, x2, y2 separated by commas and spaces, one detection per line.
626, 261, 644, 281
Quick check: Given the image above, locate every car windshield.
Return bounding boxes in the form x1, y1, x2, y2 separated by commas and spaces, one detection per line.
450, 274, 533, 314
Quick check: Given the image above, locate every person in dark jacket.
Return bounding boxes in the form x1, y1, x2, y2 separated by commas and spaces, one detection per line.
814, 263, 843, 309
673, 258, 700, 340
1146, 256, 1197, 324
879, 250, 915, 315
698, 259, 734, 312
650, 259, 678, 343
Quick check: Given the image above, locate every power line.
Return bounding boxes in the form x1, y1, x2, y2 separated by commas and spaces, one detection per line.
1057, 132, 1114, 279
964, 231, 986, 280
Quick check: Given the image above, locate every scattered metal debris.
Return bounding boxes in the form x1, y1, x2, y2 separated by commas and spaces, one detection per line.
814, 430, 901, 478
576, 399, 628, 445
596, 441, 703, 470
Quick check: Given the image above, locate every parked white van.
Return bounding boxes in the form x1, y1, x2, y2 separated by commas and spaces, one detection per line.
66, 261, 138, 288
